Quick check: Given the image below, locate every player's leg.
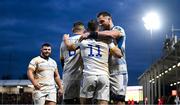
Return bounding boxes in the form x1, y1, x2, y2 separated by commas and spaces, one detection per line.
62, 78, 75, 104
73, 97, 80, 104
110, 93, 125, 105
33, 90, 46, 105
80, 97, 93, 105
64, 80, 81, 104
80, 75, 97, 105
63, 98, 80, 104
63, 74, 82, 104
97, 99, 109, 105
110, 73, 128, 105
45, 100, 56, 105
45, 90, 57, 105
95, 75, 109, 105
71, 79, 81, 104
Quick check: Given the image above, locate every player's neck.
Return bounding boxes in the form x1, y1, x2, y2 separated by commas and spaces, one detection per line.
110, 23, 114, 29
40, 54, 49, 60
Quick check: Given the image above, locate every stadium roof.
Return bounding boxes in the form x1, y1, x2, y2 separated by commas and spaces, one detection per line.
0, 80, 32, 86
138, 39, 180, 85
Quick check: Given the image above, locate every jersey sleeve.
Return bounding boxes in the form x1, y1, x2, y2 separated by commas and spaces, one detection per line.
73, 43, 80, 50
53, 60, 58, 70
108, 41, 116, 51
113, 26, 125, 37
28, 58, 37, 71
73, 39, 81, 49
68, 36, 80, 50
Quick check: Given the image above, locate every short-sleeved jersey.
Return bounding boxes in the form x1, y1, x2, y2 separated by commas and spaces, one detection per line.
75, 39, 115, 76
28, 56, 57, 86
109, 26, 127, 74
60, 34, 83, 79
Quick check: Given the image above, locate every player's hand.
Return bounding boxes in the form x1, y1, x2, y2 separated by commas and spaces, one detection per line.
79, 32, 90, 42
63, 34, 69, 41
33, 82, 41, 90
58, 87, 63, 97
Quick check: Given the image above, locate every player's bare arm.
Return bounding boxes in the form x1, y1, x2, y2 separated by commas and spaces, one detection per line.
27, 67, 41, 90
97, 29, 122, 39
79, 32, 90, 42
63, 34, 76, 51
80, 29, 122, 41
109, 43, 123, 58
54, 69, 63, 96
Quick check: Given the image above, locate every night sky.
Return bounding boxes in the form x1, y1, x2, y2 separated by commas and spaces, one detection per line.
1, 0, 180, 85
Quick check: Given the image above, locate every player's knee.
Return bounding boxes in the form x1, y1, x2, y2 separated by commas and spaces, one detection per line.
111, 93, 125, 102
63, 99, 76, 104
117, 95, 125, 102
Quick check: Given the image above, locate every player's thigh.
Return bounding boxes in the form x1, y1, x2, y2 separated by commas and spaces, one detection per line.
80, 97, 93, 105
110, 73, 128, 94
46, 91, 57, 103
95, 75, 110, 101
33, 90, 46, 105
63, 79, 81, 100
80, 75, 97, 98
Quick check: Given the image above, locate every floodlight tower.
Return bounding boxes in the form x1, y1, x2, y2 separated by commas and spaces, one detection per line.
142, 11, 161, 104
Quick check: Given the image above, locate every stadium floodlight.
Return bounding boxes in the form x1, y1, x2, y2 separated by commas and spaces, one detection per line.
165, 70, 168, 73
172, 65, 176, 68
142, 11, 161, 64
170, 84, 173, 86
142, 11, 161, 31
168, 68, 172, 71
156, 76, 159, 78
177, 62, 180, 67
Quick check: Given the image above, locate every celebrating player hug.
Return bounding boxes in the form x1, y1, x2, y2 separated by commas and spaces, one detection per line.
60, 11, 128, 105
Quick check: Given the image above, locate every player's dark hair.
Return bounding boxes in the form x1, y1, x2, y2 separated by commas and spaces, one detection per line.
87, 19, 99, 32
41, 43, 51, 48
97, 11, 112, 18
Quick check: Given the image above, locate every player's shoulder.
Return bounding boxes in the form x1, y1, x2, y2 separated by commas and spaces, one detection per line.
30, 56, 43, 64
113, 25, 126, 37
69, 35, 81, 43
70, 34, 81, 39
113, 25, 124, 31
49, 57, 55, 61
82, 38, 96, 44
31, 56, 40, 61
49, 57, 57, 64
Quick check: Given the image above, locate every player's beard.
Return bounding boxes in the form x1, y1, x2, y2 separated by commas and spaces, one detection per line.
102, 24, 111, 30
41, 52, 51, 59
